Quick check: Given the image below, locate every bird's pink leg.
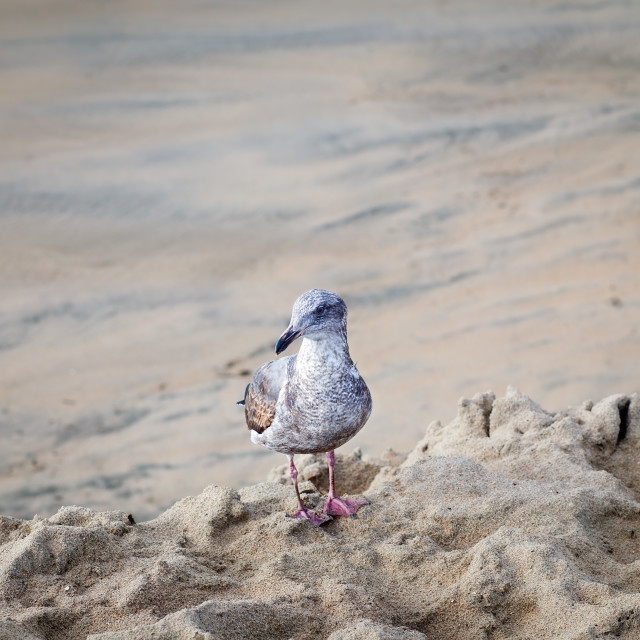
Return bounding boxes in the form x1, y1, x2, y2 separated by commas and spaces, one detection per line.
323, 450, 370, 517
286, 456, 331, 526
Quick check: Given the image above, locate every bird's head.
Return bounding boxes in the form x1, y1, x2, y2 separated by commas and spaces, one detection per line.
275, 289, 347, 354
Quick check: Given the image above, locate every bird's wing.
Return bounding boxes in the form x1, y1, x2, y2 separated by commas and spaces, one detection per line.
244, 356, 292, 434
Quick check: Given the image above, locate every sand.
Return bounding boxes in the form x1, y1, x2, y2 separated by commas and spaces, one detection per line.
1, 2, 639, 634
1, 0, 639, 522
2, 389, 640, 639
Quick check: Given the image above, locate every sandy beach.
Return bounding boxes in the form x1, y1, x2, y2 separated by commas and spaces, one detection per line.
1, 0, 640, 629
1, 0, 639, 531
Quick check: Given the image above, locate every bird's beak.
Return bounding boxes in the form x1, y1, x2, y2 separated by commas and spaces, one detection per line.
275, 325, 303, 354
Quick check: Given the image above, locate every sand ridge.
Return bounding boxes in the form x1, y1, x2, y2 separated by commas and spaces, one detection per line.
1, 389, 639, 639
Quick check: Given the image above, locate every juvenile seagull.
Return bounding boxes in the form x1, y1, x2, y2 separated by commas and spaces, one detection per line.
239, 289, 372, 526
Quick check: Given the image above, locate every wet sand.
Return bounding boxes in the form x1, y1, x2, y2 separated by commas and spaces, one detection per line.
0, 0, 639, 520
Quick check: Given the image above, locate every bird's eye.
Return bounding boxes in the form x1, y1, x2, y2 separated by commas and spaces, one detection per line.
316, 304, 327, 314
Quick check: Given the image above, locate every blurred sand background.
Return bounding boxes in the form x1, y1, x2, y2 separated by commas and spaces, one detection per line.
0, 0, 638, 521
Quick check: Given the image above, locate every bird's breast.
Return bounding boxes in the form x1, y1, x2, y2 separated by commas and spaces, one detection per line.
284, 365, 371, 431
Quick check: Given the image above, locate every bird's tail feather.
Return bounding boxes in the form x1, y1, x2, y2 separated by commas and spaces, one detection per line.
236, 383, 250, 406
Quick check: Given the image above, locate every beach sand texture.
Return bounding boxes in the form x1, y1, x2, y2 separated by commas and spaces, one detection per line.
1, 0, 639, 523
1, 389, 640, 639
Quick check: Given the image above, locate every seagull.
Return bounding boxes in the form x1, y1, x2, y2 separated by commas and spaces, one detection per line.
238, 289, 372, 526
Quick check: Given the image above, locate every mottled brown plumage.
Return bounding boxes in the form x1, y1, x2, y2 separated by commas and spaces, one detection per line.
243, 358, 289, 434
244, 385, 275, 434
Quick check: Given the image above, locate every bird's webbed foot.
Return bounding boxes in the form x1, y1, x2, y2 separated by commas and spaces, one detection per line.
323, 495, 370, 517
287, 506, 332, 526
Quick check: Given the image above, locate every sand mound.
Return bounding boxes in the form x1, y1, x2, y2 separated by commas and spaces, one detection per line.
2, 388, 640, 639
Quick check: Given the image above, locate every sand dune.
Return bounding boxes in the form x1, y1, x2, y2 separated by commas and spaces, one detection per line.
2, 389, 640, 639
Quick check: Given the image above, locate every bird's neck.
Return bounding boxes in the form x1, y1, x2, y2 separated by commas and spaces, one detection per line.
295, 330, 352, 375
